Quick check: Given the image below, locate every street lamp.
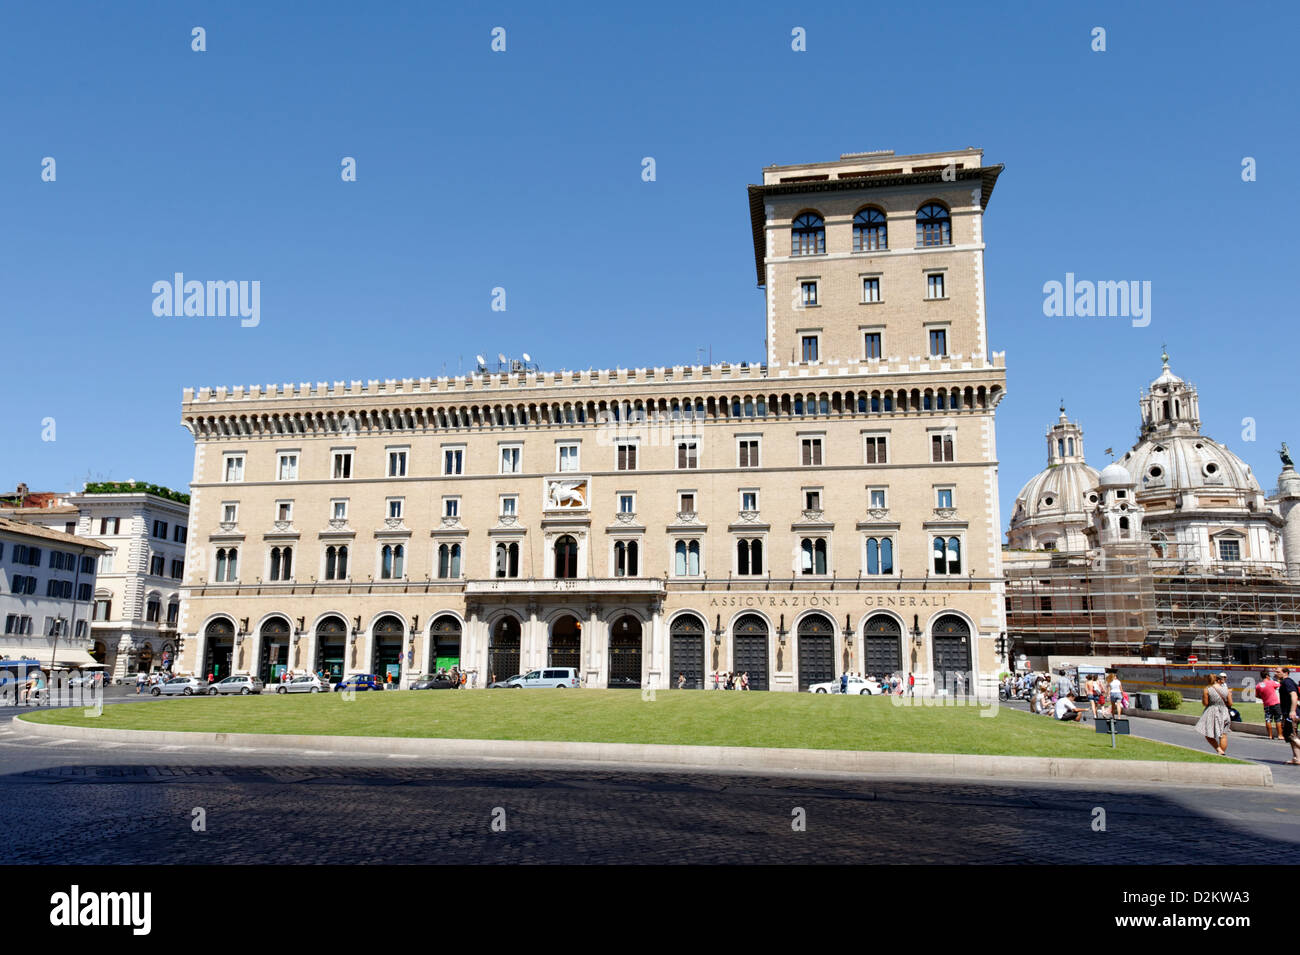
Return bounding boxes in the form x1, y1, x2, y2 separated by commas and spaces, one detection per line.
777, 614, 788, 644
910, 614, 923, 647
842, 614, 854, 647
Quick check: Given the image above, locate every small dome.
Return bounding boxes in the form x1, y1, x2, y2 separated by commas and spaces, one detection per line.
1098, 462, 1133, 487
1124, 434, 1259, 495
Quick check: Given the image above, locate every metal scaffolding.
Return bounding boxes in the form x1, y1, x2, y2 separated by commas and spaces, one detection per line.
1005, 542, 1300, 664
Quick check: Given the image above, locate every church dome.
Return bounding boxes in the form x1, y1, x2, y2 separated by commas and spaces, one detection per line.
1098, 462, 1133, 487
1123, 434, 1259, 495
1012, 462, 1101, 524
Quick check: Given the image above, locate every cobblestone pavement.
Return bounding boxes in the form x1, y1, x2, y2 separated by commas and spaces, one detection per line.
4, 712, 1299, 863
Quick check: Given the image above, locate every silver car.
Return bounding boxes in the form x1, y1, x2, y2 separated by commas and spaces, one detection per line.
276, 674, 326, 694
157, 676, 206, 696
210, 675, 265, 695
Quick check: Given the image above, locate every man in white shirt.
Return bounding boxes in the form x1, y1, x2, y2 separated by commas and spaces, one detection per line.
1055, 692, 1084, 722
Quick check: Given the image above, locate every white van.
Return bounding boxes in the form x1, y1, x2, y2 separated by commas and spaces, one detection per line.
518, 668, 581, 688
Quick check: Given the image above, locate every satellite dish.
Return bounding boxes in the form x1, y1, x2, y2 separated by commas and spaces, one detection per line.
498, 353, 506, 364
522, 353, 531, 363
475, 354, 486, 367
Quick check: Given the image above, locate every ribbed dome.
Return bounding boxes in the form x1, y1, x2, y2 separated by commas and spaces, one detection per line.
1124, 434, 1259, 495
1011, 461, 1101, 523
1099, 462, 1133, 487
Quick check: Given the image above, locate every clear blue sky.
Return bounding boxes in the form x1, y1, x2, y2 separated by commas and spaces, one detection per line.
2, 1, 1295, 525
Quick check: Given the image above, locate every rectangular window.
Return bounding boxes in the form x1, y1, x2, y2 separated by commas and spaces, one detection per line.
223, 455, 244, 483
170, 558, 185, 579
679, 492, 696, 513
936, 488, 954, 508
931, 434, 955, 463
618, 493, 635, 514
677, 441, 699, 470
75, 620, 88, 639
801, 438, 823, 466
222, 503, 238, 524
1219, 539, 1241, 561
558, 444, 580, 472
741, 491, 758, 512
864, 331, 882, 358
173, 525, 187, 543
863, 278, 881, 303
387, 498, 404, 519
387, 449, 408, 477
801, 335, 819, 362
929, 328, 948, 356
166, 602, 179, 626
804, 490, 821, 511
98, 517, 120, 535
276, 501, 293, 522
869, 488, 887, 509
443, 448, 464, 475
927, 273, 946, 300
500, 496, 518, 517
332, 499, 348, 521
800, 281, 818, 307
150, 554, 164, 576
77, 582, 92, 601
443, 497, 460, 518
616, 443, 638, 471
737, 438, 760, 468
864, 435, 888, 464
277, 453, 299, 481
151, 520, 168, 539
500, 446, 522, 474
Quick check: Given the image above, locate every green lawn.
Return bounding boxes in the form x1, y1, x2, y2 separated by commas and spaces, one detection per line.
23, 690, 1229, 762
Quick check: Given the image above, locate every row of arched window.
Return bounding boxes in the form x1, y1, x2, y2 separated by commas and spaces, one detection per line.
206, 535, 963, 584
791, 202, 952, 256
187, 382, 1001, 439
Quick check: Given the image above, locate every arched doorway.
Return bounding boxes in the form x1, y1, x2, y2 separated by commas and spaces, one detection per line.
372, 615, 405, 681
670, 613, 706, 690
203, 619, 234, 679
797, 613, 835, 691
430, 615, 462, 672
315, 615, 347, 682
554, 536, 578, 579
932, 614, 972, 691
549, 614, 581, 669
489, 616, 521, 684
91, 641, 107, 664
862, 614, 903, 679
137, 643, 154, 675
608, 614, 642, 688
732, 614, 769, 691
258, 617, 290, 683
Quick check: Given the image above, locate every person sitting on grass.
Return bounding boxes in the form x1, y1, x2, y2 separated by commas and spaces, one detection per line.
1054, 691, 1085, 723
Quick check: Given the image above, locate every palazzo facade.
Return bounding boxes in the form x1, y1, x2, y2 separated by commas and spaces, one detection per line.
176, 148, 1008, 692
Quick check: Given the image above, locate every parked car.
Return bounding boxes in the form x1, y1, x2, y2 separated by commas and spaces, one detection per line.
487, 674, 524, 689
808, 676, 882, 695
157, 676, 207, 696
277, 675, 327, 694
333, 673, 383, 692
410, 675, 455, 690
517, 668, 581, 689
210, 675, 265, 695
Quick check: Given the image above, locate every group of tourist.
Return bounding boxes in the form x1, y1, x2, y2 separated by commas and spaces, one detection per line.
710, 671, 751, 690
1007, 669, 1129, 724
1239, 667, 1300, 763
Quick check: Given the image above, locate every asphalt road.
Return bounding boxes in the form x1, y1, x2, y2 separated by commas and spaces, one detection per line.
1, 694, 1297, 864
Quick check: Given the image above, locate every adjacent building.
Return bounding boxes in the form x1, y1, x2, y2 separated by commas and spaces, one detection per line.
176, 148, 1009, 692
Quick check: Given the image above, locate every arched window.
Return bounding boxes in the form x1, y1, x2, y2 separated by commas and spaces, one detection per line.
555, 535, 578, 579
674, 539, 701, 576
438, 543, 461, 579
325, 544, 348, 580
495, 541, 520, 578
800, 538, 828, 575
916, 203, 951, 247
933, 536, 962, 574
269, 545, 292, 581
146, 595, 161, 623
215, 547, 238, 582
853, 207, 887, 251
866, 537, 893, 575
381, 544, 404, 579
791, 212, 825, 255
614, 540, 639, 577
736, 538, 763, 576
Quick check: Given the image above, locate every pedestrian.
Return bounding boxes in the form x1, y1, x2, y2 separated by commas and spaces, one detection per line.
677, 672, 686, 690
1280, 668, 1300, 766
1106, 671, 1124, 720
460, 670, 467, 689
1054, 691, 1084, 722
1083, 673, 1103, 720
840, 671, 848, 695
1257, 669, 1282, 740
1193, 672, 1233, 756
136, 672, 145, 695
741, 672, 750, 691
907, 672, 915, 697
